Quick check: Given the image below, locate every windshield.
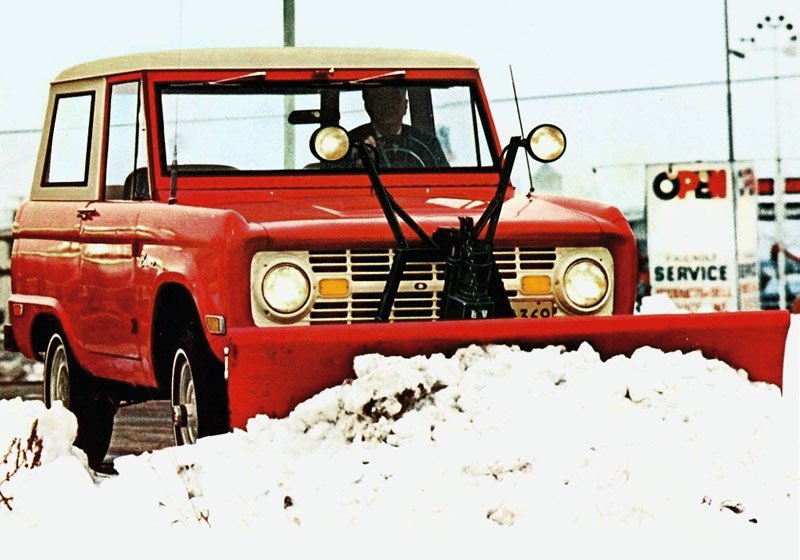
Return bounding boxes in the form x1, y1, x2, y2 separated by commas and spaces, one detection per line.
159, 82, 495, 173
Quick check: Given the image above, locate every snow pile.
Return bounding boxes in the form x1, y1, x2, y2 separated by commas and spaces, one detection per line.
0, 399, 92, 514
636, 292, 720, 314
0, 342, 797, 554
0, 399, 80, 467
636, 293, 689, 314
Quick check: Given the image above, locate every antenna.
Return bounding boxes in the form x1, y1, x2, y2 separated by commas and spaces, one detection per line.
169, 144, 179, 204
509, 65, 534, 194
169, 0, 184, 205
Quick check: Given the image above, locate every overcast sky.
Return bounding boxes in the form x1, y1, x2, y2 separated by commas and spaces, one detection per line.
0, 0, 798, 213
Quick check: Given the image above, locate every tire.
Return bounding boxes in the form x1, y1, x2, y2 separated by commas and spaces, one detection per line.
43, 333, 117, 469
171, 329, 229, 446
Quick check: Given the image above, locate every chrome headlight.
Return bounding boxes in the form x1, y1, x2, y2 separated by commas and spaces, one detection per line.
562, 259, 608, 311
262, 263, 310, 314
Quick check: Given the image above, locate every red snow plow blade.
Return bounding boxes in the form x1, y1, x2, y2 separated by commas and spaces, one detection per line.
226, 310, 791, 428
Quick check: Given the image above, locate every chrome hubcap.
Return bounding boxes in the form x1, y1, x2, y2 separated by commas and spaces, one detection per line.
172, 350, 198, 445
48, 338, 70, 408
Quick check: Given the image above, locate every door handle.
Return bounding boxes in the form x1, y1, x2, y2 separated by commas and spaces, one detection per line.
77, 208, 98, 220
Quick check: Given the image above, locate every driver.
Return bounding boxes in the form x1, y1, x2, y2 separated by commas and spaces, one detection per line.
348, 87, 449, 168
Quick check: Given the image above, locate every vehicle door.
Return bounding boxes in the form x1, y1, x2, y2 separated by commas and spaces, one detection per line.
79, 79, 148, 359
18, 90, 100, 333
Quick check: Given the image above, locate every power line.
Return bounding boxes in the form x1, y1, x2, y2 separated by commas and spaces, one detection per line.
590, 156, 800, 172
492, 73, 800, 102
0, 127, 42, 136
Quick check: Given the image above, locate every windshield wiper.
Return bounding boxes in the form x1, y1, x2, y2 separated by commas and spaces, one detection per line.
169, 71, 267, 88
349, 70, 406, 84
208, 71, 267, 85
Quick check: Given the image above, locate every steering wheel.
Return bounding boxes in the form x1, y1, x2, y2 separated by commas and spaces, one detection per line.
381, 145, 426, 168
378, 135, 437, 168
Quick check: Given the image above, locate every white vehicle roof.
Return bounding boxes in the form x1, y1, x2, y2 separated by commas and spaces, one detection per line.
54, 47, 479, 83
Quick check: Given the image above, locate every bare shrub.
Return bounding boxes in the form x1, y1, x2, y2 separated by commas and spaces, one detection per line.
0, 420, 44, 511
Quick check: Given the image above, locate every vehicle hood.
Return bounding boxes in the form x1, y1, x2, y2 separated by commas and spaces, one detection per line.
219, 189, 629, 248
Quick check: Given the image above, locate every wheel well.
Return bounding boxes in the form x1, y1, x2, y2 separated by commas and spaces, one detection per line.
151, 283, 207, 395
30, 313, 137, 401
30, 314, 62, 360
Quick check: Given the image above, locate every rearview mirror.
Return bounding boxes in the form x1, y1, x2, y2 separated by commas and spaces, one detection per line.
288, 109, 323, 125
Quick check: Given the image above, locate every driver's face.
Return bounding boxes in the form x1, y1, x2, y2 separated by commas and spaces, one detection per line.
363, 88, 407, 132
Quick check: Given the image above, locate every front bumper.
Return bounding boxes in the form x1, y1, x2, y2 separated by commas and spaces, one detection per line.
222, 311, 790, 429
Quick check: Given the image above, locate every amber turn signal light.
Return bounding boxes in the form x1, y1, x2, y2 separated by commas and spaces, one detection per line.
520, 275, 551, 295
318, 278, 350, 298
205, 315, 226, 335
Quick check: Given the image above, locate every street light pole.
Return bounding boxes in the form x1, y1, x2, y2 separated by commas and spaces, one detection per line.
741, 15, 797, 310
770, 21, 787, 311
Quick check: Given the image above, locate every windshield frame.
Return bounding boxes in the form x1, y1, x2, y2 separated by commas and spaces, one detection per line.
150, 72, 501, 181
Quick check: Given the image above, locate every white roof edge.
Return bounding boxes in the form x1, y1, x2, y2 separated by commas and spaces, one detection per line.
54, 47, 479, 83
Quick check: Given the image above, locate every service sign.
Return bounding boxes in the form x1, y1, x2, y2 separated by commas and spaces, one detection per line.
645, 162, 759, 311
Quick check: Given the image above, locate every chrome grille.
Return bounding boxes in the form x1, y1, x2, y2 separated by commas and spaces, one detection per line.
307, 248, 559, 324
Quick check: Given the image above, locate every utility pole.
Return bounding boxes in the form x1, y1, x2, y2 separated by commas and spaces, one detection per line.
723, 0, 742, 310
283, 0, 295, 170
283, 0, 294, 47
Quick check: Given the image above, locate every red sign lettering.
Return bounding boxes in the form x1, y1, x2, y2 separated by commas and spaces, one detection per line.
652, 170, 727, 200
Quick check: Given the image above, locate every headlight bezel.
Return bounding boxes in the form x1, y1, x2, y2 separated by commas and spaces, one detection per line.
251, 253, 315, 323
554, 255, 610, 314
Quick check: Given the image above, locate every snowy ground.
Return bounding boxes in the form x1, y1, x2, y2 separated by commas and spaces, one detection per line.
0, 347, 41, 382
0, 303, 797, 556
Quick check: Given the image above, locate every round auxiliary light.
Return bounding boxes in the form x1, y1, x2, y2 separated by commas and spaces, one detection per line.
563, 259, 608, 310
262, 263, 311, 315
525, 124, 566, 163
310, 125, 350, 162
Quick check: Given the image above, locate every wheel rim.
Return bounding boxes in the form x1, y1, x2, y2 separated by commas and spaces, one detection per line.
46, 336, 70, 409
172, 349, 198, 445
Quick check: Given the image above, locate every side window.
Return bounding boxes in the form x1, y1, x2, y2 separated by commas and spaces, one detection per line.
430, 87, 492, 168
44, 93, 94, 185
105, 81, 148, 200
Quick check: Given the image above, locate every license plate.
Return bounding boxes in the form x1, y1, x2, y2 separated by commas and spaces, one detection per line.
511, 300, 558, 319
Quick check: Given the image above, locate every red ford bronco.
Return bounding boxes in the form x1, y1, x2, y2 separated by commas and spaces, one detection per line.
4, 47, 654, 467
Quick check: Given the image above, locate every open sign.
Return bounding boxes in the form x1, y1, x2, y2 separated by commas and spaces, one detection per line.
652, 169, 727, 200
646, 162, 759, 312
